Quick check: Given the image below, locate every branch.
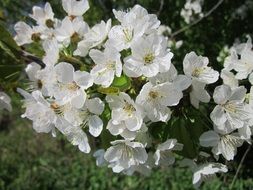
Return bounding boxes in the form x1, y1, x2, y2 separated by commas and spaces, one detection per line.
157, 0, 164, 17
21, 51, 45, 68
170, 0, 224, 37
229, 144, 252, 189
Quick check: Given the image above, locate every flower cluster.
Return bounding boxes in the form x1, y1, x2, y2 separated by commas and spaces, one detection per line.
199, 36, 253, 161
180, 0, 204, 24
13, 0, 252, 188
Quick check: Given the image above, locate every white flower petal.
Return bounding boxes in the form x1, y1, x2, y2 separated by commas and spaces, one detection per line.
199, 130, 220, 147
88, 115, 103, 137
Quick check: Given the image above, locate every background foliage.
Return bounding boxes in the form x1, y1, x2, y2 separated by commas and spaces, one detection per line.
0, 0, 253, 189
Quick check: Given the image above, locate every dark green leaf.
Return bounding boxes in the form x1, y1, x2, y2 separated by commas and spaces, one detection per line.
0, 41, 18, 61
0, 23, 20, 51
0, 64, 24, 80
148, 122, 166, 140
169, 117, 198, 159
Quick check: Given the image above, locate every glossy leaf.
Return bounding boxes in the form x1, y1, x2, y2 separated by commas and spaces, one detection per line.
111, 75, 131, 91
169, 117, 198, 159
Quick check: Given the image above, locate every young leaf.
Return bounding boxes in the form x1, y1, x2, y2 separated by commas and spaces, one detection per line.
111, 75, 131, 91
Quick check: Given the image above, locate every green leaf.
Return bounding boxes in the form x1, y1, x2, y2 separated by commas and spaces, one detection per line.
25, 43, 44, 58
0, 64, 24, 80
0, 10, 5, 21
0, 23, 20, 51
100, 104, 116, 149
186, 108, 207, 141
169, 117, 198, 159
111, 75, 131, 91
0, 23, 22, 61
148, 122, 167, 140
0, 41, 19, 61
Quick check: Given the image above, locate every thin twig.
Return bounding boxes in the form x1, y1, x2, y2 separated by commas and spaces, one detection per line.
229, 144, 252, 189
170, 0, 224, 37
157, 0, 164, 17
21, 50, 45, 68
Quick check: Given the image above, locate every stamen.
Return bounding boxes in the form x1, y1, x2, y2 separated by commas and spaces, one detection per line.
143, 53, 155, 64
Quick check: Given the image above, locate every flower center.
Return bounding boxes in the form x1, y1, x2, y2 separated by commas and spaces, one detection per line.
123, 28, 133, 43
50, 102, 59, 110
221, 134, 241, 146
192, 67, 205, 77
45, 19, 54, 28
31, 33, 41, 42
69, 15, 76, 21
67, 82, 80, 91
122, 144, 134, 158
71, 32, 80, 43
106, 61, 116, 70
223, 102, 237, 113
123, 102, 136, 116
50, 102, 63, 115
144, 53, 155, 64
37, 80, 43, 89
149, 91, 159, 99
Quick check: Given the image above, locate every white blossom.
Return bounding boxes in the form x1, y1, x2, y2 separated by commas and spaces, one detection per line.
25, 62, 43, 92
123, 152, 154, 176
224, 36, 253, 80
36, 65, 58, 97
181, 0, 204, 24
192, 162, 228, 188
59, 97, 104, 137
55, 16, 89, 45
74, 19, 111, 56
113, 5, 160, 34
157, 25, 172, 35
55, 117, 91, 153
199, 130, 244, 160
190, 80, 210, 109
106, 5, 159, 52
53, 62, 93, 108
124, 34, 173, 77
42, 39, 60, 66
183, 51, 219, 84
154, 139, 183, 166
136, 82, 182, 122
89, 47, 122, 87
17, 88, 56, 133
62, 0, 89, 17
104, 140, 148, 173
210, 85, 252, 129
106, 92, 144, 140
29, 3, 55, 27
223, 49, 239, 71
234, 43, 253, 80
149, 64, 191, 91
14, 22, 45, 45
220, 69, 238, 89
